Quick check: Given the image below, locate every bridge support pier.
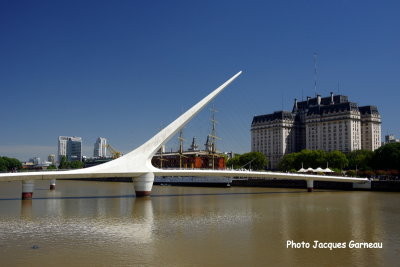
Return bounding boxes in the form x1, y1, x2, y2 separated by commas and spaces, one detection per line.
50, 179, 56, 190
307, 180, 314, 192
22, 180, 34, 200
133, 173, 154, 197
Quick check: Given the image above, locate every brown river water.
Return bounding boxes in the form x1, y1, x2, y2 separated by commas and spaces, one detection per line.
0, 180, 399, 266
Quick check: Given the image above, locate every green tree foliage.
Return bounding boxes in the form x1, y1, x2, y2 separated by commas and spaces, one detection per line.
372, 143, 400, 171
58, 156, 69, 169
277, 144, 399, 174
278, 149, 348, 171
346, 150, 374, 170
300, 150, 327, 168
326, 150, 348, 169
226, 152, 268, 170
0, 156, 22, 172
47, 164, 57, 170
58, 156, 84, 169
226, 154, 241, 169
0, 158, 7, 172
69, 160, 84, 169
278, 153, 298, 171
240, 152, 268, 170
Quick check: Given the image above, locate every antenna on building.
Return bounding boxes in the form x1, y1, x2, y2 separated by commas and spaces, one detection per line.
313, 53, 318, 96
337, 81, 340, 94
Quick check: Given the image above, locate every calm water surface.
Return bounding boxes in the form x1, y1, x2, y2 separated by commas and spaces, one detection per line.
0, 180, 399, 266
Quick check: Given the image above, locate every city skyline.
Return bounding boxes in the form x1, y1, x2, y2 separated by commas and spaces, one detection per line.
1, 0, 399, 161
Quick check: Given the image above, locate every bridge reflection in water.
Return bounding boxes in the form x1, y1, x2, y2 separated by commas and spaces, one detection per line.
0, 180, 397, 266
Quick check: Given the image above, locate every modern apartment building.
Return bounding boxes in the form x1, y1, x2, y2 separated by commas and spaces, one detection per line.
251, 93, 381, 169
383, 134, 400, 145
94, 137, 107, 158
58, 136, 82, 162
48, 154, 56, 165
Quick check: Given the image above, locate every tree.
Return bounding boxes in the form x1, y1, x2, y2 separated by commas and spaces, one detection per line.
0, 158, 7, 172
279, 150, 327, 171
69, 160, 84, 169
326, 150, 348, 169
47, 164, 57, 170
372, 143, 400, 171
239, 152, 268, 170
278, 153, 299, 171
278, 149, 348, 171
58, 156, 69, 169
299, 149, 327, 168
226, 154, 241, 169
58, 156, 84, 169
7, 157, 22, 170
0, 156, 22, 172
346, 150, 373, 170
226, 152, 268, 170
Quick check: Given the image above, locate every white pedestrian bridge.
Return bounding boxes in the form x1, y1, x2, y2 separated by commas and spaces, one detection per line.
0, 71, 369, 198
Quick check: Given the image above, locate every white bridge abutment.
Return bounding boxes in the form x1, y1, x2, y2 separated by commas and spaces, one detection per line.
22, 180, 34, 200
133, 173, 155, 197
50, 179, 56, 190
307, 180, 314, 192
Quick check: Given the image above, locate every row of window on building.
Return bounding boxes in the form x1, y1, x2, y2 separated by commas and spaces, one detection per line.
57, 136, 108, 162
251, 93, 382, 169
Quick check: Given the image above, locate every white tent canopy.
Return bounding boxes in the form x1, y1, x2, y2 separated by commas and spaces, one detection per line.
298, 167, 334, 173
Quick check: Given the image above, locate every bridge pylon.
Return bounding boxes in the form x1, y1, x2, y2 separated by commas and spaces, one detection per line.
133, 173, 155, 197
307, 180, 314, 192
22, 180, 34, 200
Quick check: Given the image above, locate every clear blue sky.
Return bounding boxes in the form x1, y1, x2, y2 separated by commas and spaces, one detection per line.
1, 0, 399, 161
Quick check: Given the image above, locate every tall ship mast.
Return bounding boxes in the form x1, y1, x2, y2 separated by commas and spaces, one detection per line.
152, 105, 231, 187
205, 105, 220, 169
